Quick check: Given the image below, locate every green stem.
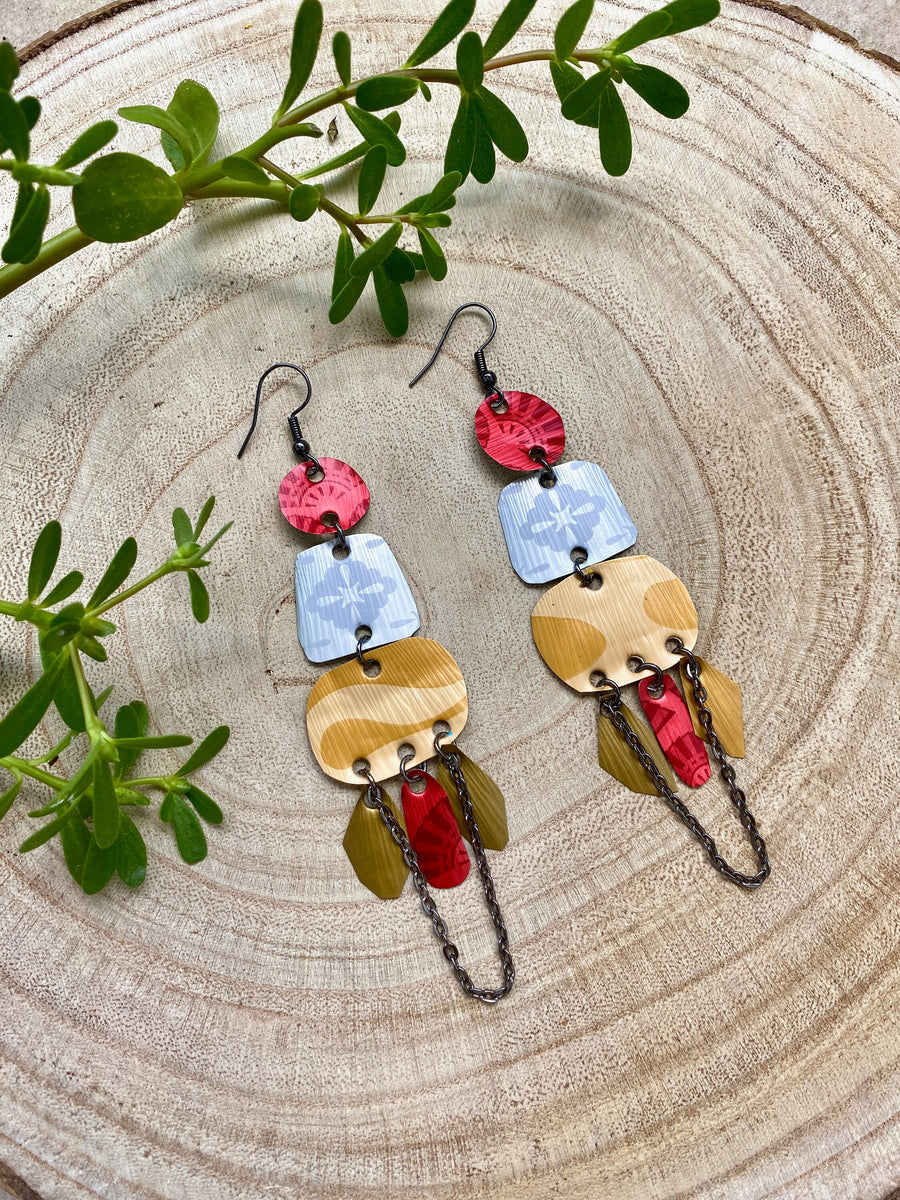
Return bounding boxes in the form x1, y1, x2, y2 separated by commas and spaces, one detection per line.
87, 562, 175, 617
317, 196, 367, 246
257, 156, 301, 188
190, 181, 289, 203
0, 756, 67, 789
0, 227, 93, 300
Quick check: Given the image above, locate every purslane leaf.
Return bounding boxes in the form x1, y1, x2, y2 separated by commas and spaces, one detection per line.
92, 758, 120, 849
357, 144, 388, 215
115, 734, 194, 749
19, 801, 77, 852
332, 31, 351, 84
81, 835, 118, 893
115, 812, 147, 887
288, 182, 321, 221
621, 63, 689, 118
87, 537, 137, 608
18, 96, 40, 131
597, 80, 632, 175
172, 507, 193, 545
483, 0, 539, 60
73, 153, 183, 243
0, 41, 19, 91
456, 31, 484, 94
470, 117, 496, 183
610, 10, 672, 54
59, 813, 90, 885
382, 246, 416, 283
1, 183, 49, 265
161, 79, 220, 170
187, 570, 210, 623
554, 0, 594, 62
560, 67, 610, 121
653, 0, 720, 38
417, 227, 448, 280
342, 105, 406, 166
444, 94, 476, 179
0, 773, 23, 823
349, 222, 403, 277
329, 274, 368, 324
0, 652, 68, 758
42, 571, 83, 608
178, 725, 230, 775
332, 228, 354, 300
193, 496, 216, 539
356, 75, 419, 112
118, 104, 195, 169
373, 266, 408, 337
39, 637, 87, 732
405, 0, 476, 68
549, 59, 599, 128
113, 703, 142, 777
171, 794, 207, 863
0, 90, 30, 160
27, 520, 62, 601
185, 784, 223, 825
55, 120, 118, 170
276, 0, 324, 120
474, 86, 528, 162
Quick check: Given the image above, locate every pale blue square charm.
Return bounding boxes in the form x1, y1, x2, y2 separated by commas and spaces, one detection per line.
294, 534, 419, 663
497, 460, 637, 584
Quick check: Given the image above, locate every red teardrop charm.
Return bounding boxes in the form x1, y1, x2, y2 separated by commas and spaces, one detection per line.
401, 771, 470, 889
474, 391, 566, 471
278, 457, 370, 534
638, 674, 711, 788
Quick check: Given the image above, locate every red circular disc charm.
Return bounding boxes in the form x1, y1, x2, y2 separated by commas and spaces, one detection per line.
474, 391, 566, 471
278, 457, 370, 534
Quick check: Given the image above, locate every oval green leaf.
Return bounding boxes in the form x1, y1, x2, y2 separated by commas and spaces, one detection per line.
275, 0, 324, 120
357, 144, 387, 215
1, 182, 50, 265
27, 520, 61, 601
162, 79, 220, 170
115, 812, 147, 887
0, 90, 29, 160
483, 0, 539, 60
342, 105, 406, 166
405, 0, 476, 68
443, 94, 476, 179
656, 0, 720, 37
560, 68, 610, 121
332, 227, 354, 300
349, 222, 403, 278
471, 117, 496, 183
373, 267, 408, 337
185, 784, 223, 825
622, 63, 689, 118
220, 154, 270, 185
597, 80, 632, 175
82, 835, 118, 893
356, 75, 419, 112
611, 10, 672, 53
172, 794, 208, 863
187, 569, 210, 623
87, 537, 137, 608
554, 0, 594, 62
288, 182, 321, 221
0, 41, 19, 91
41, 571, 84, 607
417, 227, 447, 280
328, 273, 368, 325
59, 813, 90, 884
177, 724, 229, 775
92, 758, 120, 849
55, 120, 118, 170
0, 652, 68, 758
0, 773, 23, 823
456, 31, 484, 94
332, 31, 351, 84
474, 87, 528, 162
73, 153, 183, 243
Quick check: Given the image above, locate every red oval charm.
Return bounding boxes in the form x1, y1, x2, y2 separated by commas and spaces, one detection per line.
278, 457, 370, 534
401, 771, 470, 889
474, 391, 566, 471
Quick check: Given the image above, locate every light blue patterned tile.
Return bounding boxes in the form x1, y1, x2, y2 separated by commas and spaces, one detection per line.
294, 534, 419, 663
497, 460, 637, 584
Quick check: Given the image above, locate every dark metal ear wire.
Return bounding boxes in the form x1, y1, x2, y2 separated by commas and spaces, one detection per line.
409, 302, 503, 406
237, 362, 313, 460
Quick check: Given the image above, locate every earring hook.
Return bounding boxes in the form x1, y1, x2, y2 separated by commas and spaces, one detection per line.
408, 302, 498, 388
237, 362, 313, 459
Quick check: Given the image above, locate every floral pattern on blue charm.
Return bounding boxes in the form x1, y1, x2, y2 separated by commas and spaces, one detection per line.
497, 460, 637, 584
295, 534, 419, 662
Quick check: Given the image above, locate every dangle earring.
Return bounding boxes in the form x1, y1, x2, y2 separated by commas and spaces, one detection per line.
239, 363, 515, 1001
410, 306, 770, 891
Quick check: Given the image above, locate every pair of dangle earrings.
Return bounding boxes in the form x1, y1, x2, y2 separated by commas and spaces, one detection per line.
240, 305, 770, 1005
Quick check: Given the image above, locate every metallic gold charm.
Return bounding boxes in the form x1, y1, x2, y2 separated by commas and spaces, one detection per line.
436, 747, 509, 850
342, 785, 409, 899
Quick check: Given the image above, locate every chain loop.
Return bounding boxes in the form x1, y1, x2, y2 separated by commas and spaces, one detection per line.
358, 746, 515, 1003
595, 649, 770, 890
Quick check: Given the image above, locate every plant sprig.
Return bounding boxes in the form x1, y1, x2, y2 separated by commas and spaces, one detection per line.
0, 0, 719, 333
0, 498, 232, 893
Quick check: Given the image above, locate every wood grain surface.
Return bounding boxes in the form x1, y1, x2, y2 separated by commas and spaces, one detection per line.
1, 0, 899, 1197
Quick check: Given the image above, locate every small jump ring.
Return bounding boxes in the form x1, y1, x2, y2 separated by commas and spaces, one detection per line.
628, 655, 666, 697
433, 728, 457, 762
529, 448, 557, 486
303, 453, 322, 477
398, 750, 419, 785
572, 557, 593, 584
488, 388, 507, 412
355, 630, 374, 667
324, 517, 348, 552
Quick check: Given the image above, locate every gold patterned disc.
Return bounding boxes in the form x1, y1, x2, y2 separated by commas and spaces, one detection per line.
306, 637, 469, 783
531, 555, 698, 690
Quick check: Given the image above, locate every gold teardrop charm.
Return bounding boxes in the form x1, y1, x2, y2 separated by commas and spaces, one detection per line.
598, 701, 678, 795
436, 748, 509, 851
680, 657, 745, 758
342, 785, 409, 899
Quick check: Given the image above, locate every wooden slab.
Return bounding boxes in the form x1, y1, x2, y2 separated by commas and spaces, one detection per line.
2, 1, 900, 1197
